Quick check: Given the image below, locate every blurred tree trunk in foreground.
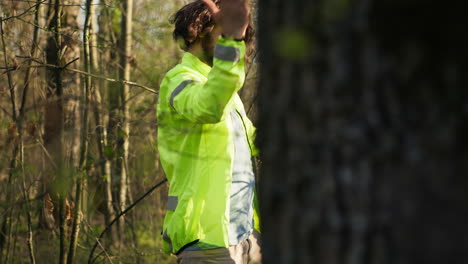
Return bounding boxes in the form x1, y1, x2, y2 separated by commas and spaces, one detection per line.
257, 1, 468, 263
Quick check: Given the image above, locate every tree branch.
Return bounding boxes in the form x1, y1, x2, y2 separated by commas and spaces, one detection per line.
88, 178, 167, 264
5, 58, 159, 94
0, 0, 48, 23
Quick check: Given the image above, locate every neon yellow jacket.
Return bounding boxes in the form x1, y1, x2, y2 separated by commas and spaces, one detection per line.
157, 36, 259, 255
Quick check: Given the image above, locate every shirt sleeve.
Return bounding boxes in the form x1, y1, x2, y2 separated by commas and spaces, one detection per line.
170, 37, 246, 124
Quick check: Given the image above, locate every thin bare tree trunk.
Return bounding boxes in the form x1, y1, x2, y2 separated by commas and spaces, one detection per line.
117, 0, 133, 246
94, 82, 117, 244
21, 157, 36, 264
58, 197, 67, 264
19, 0, 41, 119
67, 179, 82, 264
66, 0, 93, 261
18, 127, 36, 264
99, 0, 119, 245
1, 148, 18, 264
19, 4, 41, 263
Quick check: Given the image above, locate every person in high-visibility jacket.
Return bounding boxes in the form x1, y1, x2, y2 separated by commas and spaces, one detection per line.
157, 0, 262, 263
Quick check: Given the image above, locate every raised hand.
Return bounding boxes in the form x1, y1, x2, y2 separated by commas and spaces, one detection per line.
201, 0, 250, 40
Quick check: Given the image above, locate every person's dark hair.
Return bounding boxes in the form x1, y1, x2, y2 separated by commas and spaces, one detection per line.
169, 0, 255, 61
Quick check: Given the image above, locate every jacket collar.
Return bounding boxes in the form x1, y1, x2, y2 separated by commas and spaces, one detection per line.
182, 52, 211, 78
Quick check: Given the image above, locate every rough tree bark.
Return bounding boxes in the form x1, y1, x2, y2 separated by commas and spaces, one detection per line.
43, 0, 81, 262
257, 0, 468, 263
43, 2, 65, 263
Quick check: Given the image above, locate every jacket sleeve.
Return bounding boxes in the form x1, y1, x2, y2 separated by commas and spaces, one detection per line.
170, 37, 246, 124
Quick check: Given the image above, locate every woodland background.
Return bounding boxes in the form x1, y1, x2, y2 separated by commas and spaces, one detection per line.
0, 0, 260, 263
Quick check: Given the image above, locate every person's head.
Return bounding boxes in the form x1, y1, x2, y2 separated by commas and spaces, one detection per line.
169, 0, 255, 66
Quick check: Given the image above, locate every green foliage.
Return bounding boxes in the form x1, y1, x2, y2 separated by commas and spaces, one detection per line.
135, 105, 146, 114
117, 128, 128, 138
275, 28, 314, 61
23, 163, 38, 174
104, 146, 115, 158
111, 10, 122, 33
0, 119, 9, 128
50, 165, 75, 196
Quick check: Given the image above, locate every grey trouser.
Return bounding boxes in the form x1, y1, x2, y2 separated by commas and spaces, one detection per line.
177, 231, 262, 264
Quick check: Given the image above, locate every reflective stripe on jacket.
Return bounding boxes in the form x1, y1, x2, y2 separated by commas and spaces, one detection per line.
157, 36, 260, 255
